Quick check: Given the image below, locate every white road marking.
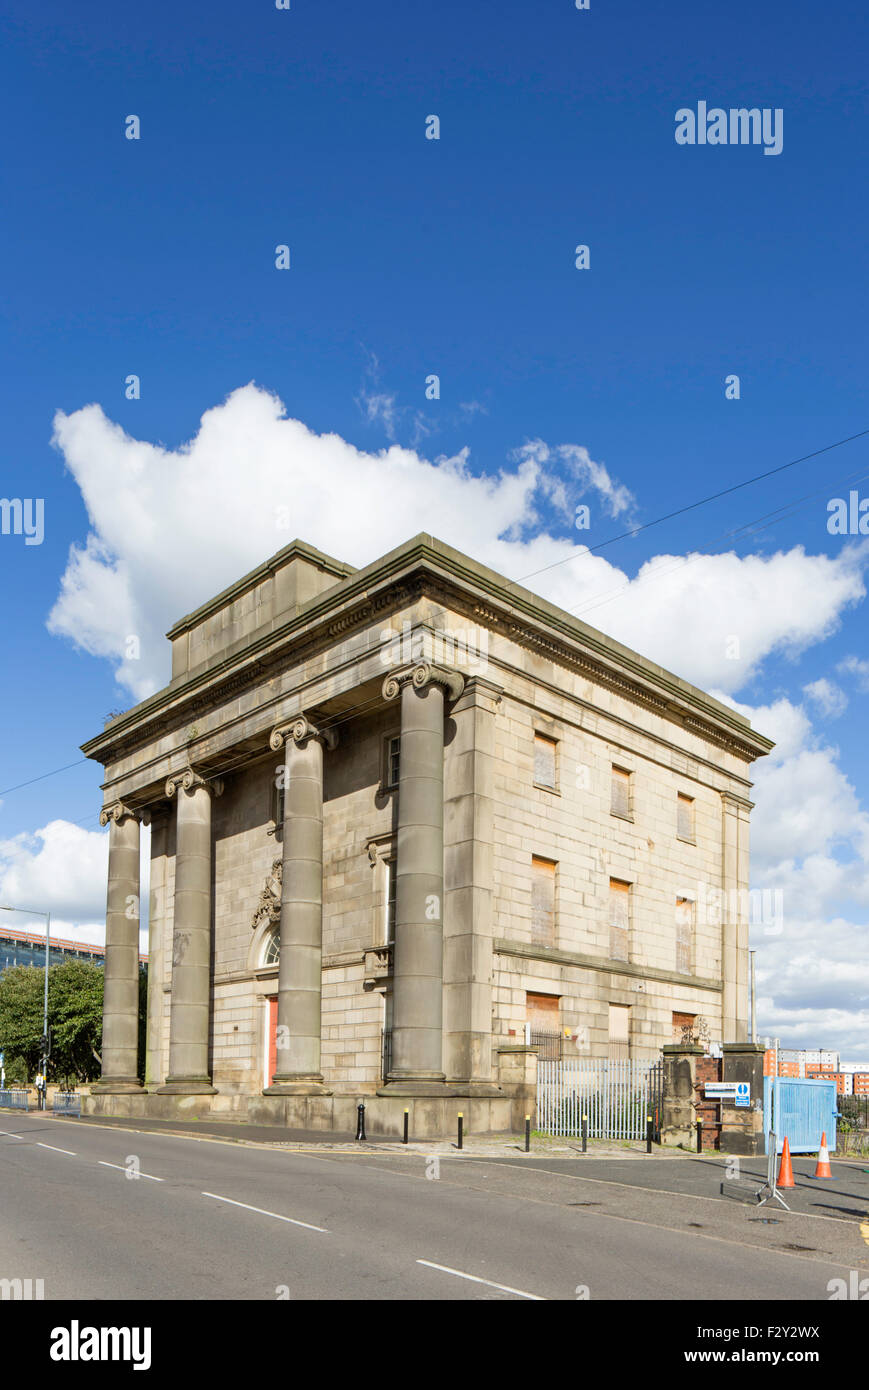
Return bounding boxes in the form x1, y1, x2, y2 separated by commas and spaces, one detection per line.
201, 1191, 328, 1232
98, 1160, 164, 1182
0, 1131, 24, 1139
416, 1259, 545, 1300
37, 1142, 76, 1155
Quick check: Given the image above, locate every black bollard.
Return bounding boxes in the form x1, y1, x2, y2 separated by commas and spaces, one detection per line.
356, 1100, 366, 1142
696, 1119, 703, 1153
581, 1114, 588, 1154
646, 1114, 653, 1154
457, 1112, 463, 1150
525, 1115, 531, 1153
403, 1108, 409, 1144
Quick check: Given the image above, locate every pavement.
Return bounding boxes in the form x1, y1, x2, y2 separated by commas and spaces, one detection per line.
2, 1110, 868, 1300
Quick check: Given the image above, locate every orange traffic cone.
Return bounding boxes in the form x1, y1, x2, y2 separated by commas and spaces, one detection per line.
809, 1132, 837, 1180
777, 1136, 795, 1188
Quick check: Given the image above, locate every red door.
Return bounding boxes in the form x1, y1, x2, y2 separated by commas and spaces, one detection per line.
267, 997, 278, 1085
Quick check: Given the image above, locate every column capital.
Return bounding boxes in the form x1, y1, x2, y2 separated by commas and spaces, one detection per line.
269, 715, 338, 753
99, 801, 142, 828
382, 661, 465, 704
165, 768, 224, 799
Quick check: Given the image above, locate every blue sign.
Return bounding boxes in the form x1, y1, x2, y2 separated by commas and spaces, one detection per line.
735, 1081, 751, 1108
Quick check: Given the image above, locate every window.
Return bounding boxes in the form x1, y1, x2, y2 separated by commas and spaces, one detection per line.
263, 929, 280, 967
675, 897, 694, 974
534, 733, 557, 789
611, 767, 631, 818
272, 765, 285, 833
385, 858, 397, 945
384, 735, 401, 789
608, 1003, 630, 1059
677, 792, 695, 841
608, 878, 630, 961
526, 992, 562, 1058
531, 856, 557, 946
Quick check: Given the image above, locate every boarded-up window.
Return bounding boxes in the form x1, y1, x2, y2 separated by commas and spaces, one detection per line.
609, 878, 630, 960
675, 897, 694, 974
677, 792, 695, 840
608, 1003, 630, 1059
531, 856, 557, 945
534, 733, 557, 789
526, 992, 559, 1027
611, 767, 631, 817
672, 1010, 696, 1044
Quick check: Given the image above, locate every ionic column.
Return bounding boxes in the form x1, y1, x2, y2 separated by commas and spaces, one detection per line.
264, 716, 337, 1096
379, 661, 464, 1095
93, 802, 143, 1092
158, 770, 222, 1095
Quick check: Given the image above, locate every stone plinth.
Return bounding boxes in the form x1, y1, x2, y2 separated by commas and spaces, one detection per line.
661, 1043, 704, 1149
250, 1092, 513, 1139
720, 1042, 766, 1155
496, 1045, 540, 1130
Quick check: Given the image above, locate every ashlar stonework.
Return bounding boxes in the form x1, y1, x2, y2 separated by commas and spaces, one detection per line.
83, 534, 773, 1137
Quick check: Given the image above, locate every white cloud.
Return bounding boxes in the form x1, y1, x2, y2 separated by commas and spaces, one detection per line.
49, 384, 868, 709
0, 820, 108, 926
43, 384, 869, 1055
0, 820, 151, 951
802, 677, 847, 718
837, 654, 869, 692
715, 692, 869, 1054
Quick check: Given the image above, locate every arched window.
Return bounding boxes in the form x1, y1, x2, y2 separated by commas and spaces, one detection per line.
263, 929, 280, 966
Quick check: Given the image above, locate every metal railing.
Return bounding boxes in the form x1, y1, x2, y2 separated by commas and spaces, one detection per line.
537, 1057, 660, 1141
529, 1028, 564, 1061
52, 1091, 81, 1117
381, 1028, 393, 1084
0, 1088, 30, 1111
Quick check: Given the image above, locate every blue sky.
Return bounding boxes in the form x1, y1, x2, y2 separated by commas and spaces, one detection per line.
1, 1, 867, 1057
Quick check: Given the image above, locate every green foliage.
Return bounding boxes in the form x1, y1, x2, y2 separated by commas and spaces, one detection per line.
48, 960, 105, 1083
0, 966, 45, 1077
0, 959, 148, 1085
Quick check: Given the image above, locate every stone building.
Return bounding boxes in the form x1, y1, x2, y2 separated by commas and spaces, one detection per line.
82, 534, 772, 1136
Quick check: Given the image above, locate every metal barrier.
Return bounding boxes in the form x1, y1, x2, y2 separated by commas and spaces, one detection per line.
0, 1088, 30, 1111
52, 1091, 82, 1118
537, 1058, 660, 1141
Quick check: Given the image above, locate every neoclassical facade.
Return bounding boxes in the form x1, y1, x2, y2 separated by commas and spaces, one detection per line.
83, 535, 772, 1135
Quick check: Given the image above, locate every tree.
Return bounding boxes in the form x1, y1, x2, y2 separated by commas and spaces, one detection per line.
48, 960, 105, 1083
0, 965, 44, 1078
0, 959, 148, 1085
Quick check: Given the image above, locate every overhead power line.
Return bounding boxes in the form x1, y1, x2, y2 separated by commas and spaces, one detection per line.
0, 759, 89, 799
517, 425, 869, 584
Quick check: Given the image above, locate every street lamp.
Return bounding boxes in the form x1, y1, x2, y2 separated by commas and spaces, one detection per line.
0, 902, 51, 1104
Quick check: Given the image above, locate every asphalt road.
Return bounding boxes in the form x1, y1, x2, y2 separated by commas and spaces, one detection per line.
1, 1113, 867, 1301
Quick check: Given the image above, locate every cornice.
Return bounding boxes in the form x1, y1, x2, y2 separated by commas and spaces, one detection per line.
82, 534, 773, 769
494, 937, 723, 993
